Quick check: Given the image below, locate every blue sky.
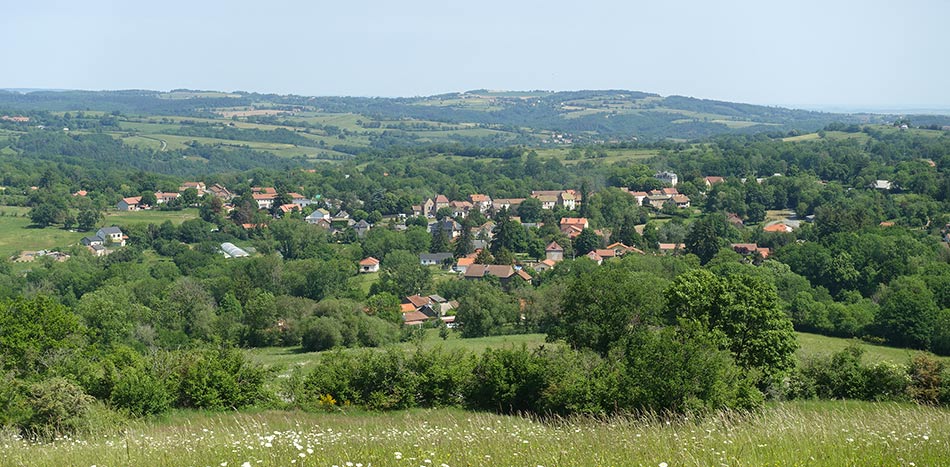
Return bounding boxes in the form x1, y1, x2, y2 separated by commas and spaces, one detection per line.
2, 0, 948, 110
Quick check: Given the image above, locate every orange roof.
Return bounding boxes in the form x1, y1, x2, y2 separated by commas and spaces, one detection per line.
456, 257, 476, 266
253, 193, 278, 200
594, 249, 616, 258
705, 176, 725, 184
658, 243, 684, 250
400, 303, 417, 313
763, 223, 792, 233
406, 294, 432, 308
435, 195, 449, 203
359, 257, 380, 266
278, 204, 300, 213
879, 221, 895, 227
73, 190, 87, 196
122, 196, 142, 204
541, 259, 557, 267
546, 241, 563, 251
560, 217, 588, 226
586, 251, 603, 261
403, 310, 430, 325
469, 194, 490, 202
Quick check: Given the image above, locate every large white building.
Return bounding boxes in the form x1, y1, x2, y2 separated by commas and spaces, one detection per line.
654, 171, 678, 187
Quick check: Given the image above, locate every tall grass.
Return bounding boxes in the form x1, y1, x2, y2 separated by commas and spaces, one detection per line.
2, 402, 947, 466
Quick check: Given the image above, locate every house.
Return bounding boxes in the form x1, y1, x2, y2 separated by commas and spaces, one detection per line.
605, 242, 645, 256
534, 258, 558, 272
469, 194, 492, 212
81, 235, 103, 247
531, 190, 581, 210
305, 208, 331, 224
402, 310, 431, 326
586, 251, 603, 265
97, 227, 126, 247
72, 190, 88, 197
455, 257, 476, 274
253, 193, 278, 210
545, 241, 564, 262
726, 213, 744, 228
463, 264, 532, 283
672, 194, 691, 208
358, 257, 380, 273
208, 183, 234, 200
871, 180, 893, 190
117, 196, 142, 211
87, 244, 107, 257
492, 198, 525, 213
561, 224, 584, 239
658, 243, 684, 254
277, 204, 300, 216
421, 198, 436, 217
178, 181, 207, 195
434, 195, 450, 212
624, 190, 648, 206
763, 222, 793, 233
354, 220, 372, 238
732, 243, 771, 259
420, 252, 455, 266
654, 171, 678, 187
704, 176, 725, 188
154, 192, 180, 204
221, 242, 250, 258
593, 249, 618, 260
429, 219, 463, 238
450, 200, 474, 218
287, 192, 312, 207
560, 217, 589, 230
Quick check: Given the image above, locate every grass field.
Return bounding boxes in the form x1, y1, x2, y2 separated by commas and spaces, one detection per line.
2, 401, 947, 467
0, 206, 199, 258
532, 147, 659, 165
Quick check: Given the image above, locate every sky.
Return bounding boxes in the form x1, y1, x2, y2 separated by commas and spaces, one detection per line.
2, 0, 948, 111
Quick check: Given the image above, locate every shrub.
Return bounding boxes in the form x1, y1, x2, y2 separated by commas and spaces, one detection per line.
300, 317, 343, 352
110, 366, 172, 416
22, 377, 94, 438
861, 362, 910, 401
171, 348, 270, 410
908, 354, 944, 405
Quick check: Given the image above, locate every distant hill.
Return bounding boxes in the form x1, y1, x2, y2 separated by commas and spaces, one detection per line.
3, 88, 935, 142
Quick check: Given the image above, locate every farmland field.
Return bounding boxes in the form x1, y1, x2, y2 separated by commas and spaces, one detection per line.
2, 402, 947, 467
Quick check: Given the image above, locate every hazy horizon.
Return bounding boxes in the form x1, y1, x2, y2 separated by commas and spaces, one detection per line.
2, 0, 948, 110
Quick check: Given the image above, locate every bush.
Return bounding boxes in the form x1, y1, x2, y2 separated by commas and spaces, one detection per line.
171, 348, 270, 410
23, 377, 95, 438
908, 354, 944, 405
110, 366, 172, 416
300, 317, 343, 352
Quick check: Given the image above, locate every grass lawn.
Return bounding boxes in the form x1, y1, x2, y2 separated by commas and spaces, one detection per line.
3, 401, 948, 467
104, 208, 199, 226
795, 331, 948, 364
0, 209, 87, 258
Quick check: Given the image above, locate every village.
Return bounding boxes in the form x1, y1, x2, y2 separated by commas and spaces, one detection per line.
16, 170, 811, 329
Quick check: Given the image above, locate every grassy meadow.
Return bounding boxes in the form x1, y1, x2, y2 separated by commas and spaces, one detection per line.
0, 206, 198, 258
2, 402, 947, 467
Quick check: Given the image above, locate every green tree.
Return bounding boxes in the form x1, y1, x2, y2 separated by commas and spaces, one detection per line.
554, 265, 667, 356
666, 270, 798, 378
76, 209, 101, 231
455, 282, 519, 337
572, 228, 602, 256
517, 197, 543, 223
372, 249, 431, 297
685, 215, 725, 265
873, 276, 938, 349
